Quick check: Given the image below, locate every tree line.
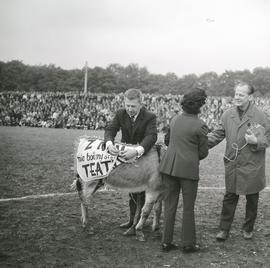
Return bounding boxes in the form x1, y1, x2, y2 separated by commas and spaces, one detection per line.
0, 60, 270, 96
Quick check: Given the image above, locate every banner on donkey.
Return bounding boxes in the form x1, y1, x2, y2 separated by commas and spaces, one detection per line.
76, 138, 135, 182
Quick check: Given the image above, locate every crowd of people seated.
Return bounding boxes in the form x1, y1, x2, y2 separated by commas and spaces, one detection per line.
1, 91, 270, 132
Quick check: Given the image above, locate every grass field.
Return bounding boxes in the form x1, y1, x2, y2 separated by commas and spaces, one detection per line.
0, 126, 270, 268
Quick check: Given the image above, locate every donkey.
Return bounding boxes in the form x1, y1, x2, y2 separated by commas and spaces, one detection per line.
74, 137, 167, 241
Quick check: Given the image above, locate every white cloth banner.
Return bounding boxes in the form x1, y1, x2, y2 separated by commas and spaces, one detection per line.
76, 138, 135, 182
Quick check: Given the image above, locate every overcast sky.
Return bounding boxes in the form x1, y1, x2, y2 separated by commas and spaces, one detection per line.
0, 0, 269, 77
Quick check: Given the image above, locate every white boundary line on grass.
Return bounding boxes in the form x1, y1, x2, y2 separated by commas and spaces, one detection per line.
0, 186, 270, 202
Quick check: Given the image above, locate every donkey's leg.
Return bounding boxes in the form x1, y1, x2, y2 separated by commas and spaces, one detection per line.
76, 178, 103, 229
135, 192, 158, 241
75, 178, 88, 228
77, 180, 89, 228
80, 200, 89, 228
152, 200, 162, 232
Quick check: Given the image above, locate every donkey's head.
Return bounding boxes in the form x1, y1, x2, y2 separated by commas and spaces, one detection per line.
155, 142, 167, 162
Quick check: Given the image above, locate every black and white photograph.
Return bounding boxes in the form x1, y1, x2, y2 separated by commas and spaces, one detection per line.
0, 0, 270, 267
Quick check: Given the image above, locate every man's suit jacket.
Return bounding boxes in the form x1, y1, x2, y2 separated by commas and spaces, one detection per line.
104, 106, 157, 154
159, 113, 208, 180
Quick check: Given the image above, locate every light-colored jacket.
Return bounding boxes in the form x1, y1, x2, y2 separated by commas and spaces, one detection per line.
208, 103, 270, 194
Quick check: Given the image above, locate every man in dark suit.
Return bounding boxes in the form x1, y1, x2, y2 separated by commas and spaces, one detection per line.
104, 88, 158, 235
159, 89, 208, 253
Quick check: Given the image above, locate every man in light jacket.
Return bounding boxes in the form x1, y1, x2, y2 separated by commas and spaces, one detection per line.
208, 82, 270, 241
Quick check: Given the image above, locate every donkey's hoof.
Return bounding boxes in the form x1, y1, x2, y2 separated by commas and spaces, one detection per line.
136, 230, 146, 242
81, 218, 87, 229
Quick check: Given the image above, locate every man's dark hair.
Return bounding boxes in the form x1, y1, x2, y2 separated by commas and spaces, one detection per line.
181, 88, 207, 115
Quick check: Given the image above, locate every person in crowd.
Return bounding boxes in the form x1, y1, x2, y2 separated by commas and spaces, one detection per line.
208, 82, 270, 241
104, 88, 158, 235
159, 88, 208, 253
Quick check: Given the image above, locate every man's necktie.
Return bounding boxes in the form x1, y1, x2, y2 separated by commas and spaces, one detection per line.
131, 115, 135, 126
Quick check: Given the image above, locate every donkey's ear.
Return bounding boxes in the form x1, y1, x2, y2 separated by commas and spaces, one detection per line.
101, 142, 106, 151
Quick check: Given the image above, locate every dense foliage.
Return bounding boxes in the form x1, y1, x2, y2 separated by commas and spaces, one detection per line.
0, 60, 270, 96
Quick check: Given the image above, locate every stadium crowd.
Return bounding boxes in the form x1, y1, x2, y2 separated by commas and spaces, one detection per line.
1, 91, 270, 132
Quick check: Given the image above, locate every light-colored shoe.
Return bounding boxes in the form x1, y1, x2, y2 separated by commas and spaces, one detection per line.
243, 231, 253, 240
216, 230, 229, 241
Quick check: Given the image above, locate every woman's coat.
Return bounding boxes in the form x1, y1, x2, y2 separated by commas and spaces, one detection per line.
159, 113, 208, 180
